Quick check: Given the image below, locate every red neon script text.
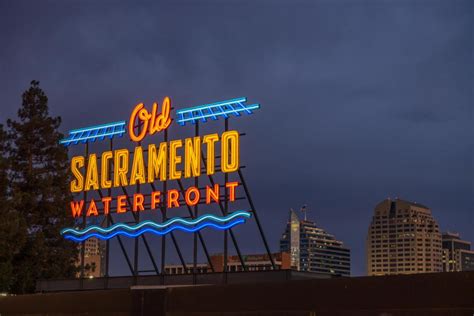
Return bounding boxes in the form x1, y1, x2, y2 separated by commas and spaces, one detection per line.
128, 97, 172, 142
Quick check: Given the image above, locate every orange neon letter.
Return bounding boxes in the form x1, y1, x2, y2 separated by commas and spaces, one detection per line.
113, 149, 129, 187
70, 156, 85, 193
169, 140, 183, 180
167, 189, 180, 208
206, 184, 220, 204
101, 151, 113, 189
102, 196, 112, 215
117, 195, 128, 213
221, 130, 240, 173
226, 181, 239, 202
202, 134, 218, 175
185, 187, 200, 206
71, 200, 84, 218
133, 193, 145, 212
151, 191, 161, 209
86, 199, 99, 217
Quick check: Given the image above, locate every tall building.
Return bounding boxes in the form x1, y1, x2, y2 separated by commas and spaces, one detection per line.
280, 210, 350, 276
366, 198, 442, 276
76, 237, 104, 278
442, 232, 474, 272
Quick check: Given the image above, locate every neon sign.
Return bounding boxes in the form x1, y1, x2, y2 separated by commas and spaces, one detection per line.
60, 97, 261, 242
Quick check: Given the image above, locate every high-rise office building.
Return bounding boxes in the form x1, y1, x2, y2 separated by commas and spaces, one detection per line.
76, 237, 104, 278
280, 210, 350, 276
442, 232, 474, 272
366, 198, 442, 276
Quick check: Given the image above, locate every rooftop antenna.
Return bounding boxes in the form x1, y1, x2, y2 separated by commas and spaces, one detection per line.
300, 204, 308, 221
289, 208, 295, 221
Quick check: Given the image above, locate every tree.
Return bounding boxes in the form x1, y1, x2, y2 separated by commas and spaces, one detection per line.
7, 81, 78, 293
0, 125, 26, 292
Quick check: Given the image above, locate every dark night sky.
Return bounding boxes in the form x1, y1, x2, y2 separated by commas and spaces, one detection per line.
0, 1, 472, 276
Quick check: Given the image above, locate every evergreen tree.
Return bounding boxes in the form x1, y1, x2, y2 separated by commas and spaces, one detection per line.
0, 125, 26, 292
7, 81, 78, 293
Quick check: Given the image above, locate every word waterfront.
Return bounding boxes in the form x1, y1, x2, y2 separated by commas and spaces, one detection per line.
70, 182, 239, 217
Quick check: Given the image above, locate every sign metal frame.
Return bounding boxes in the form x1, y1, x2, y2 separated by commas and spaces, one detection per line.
65, 98, 274, 286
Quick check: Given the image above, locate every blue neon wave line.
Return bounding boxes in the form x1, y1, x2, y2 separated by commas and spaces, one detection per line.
61, 211, 251, 236
176, 97, 247, 114
63, 219, 246, 242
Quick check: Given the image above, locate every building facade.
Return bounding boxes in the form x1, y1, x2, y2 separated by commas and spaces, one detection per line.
163, 252, 290, 274
366, 198, 442, 276
76, 237, 104, 278
280, 210, 350, 276
442, 232, 474, 272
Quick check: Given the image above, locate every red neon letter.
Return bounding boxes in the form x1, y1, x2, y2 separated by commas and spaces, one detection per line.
133, 193, 145, 212
117, 195, 128, 213
185, 187, 200, 206
86, 199, 99, 217
71, 200, 84, 218
128, 103, 150, 142
206, 184, 220, 204
128, 98, 172, 142
226, 181, 239, 202
167, 189, 180, 208
149, 97, 172, 134
151, 191, 161, 209
102, 196, 112, 215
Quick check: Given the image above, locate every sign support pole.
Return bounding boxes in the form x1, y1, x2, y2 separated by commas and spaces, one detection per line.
79, 142, 89, 289
224, 118, 229, 275
160, 126, 168, 279
193, 122, 199, 281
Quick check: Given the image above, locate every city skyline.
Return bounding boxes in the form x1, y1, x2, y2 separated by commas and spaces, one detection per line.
0, 1, 471, 276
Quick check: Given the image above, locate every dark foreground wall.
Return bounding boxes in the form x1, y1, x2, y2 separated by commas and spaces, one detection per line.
1, 271, 473, 316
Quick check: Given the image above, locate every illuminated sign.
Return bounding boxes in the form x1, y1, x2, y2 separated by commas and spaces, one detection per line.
60, 97, 261, 242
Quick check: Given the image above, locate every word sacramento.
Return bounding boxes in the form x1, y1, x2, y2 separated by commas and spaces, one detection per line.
70, 130, 239, 193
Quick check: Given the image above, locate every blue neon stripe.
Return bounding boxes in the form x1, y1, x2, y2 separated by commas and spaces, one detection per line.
63, 219, 246, 242
59, 129, 125, 144
177, 104, 260, 124
68, 121, 126, 134
61, 211, 251, 236
59, 121, 127, 146
176, 97, 247, 114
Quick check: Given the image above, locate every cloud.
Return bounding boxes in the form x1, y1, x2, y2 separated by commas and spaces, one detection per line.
0, 0, 472, 276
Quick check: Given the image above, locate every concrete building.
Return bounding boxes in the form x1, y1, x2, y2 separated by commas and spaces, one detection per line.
442, 232, 474, 272
366, 198, 442, 276
164, 252, 291, 274
280, 210, 350, 276
22, 271, 474, 315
